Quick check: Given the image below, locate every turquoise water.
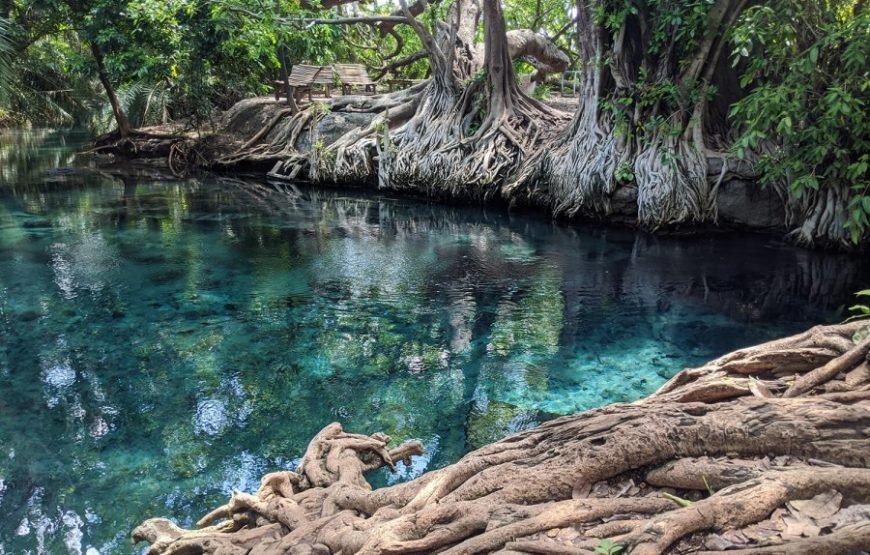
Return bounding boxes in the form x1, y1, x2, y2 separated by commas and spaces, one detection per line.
0, 131, 867, 555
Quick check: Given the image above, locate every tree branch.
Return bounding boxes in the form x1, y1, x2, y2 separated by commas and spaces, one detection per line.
294, 15, 409, 25
374, 51, 429, 80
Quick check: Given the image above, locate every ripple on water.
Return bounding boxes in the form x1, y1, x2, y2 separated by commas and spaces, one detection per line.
194, 399, 229, 436
41, 364, 76, 389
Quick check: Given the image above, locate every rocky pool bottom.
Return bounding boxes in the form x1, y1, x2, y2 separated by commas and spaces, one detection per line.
0, 130, 868, 555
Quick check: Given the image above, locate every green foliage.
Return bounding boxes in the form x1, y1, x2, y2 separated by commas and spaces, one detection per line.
532, 83, 551, 100
729, 2, 869, 243
703, 475, 715, 496
0, 31, 104, 129
0, 17, 14, 95
662, 491, 694, 507
590, 0, 722, 146
593, 0, 713, 60
595, 539, 624, 555
0, 0, 412, 128
312, 101, 331, 117
503, 0, 576, 62
615, 161, 635, 183
844, 290, 870, 323
312, 137, 335, 163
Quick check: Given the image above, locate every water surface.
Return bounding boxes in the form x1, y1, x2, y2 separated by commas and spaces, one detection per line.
0, 130, 867, 554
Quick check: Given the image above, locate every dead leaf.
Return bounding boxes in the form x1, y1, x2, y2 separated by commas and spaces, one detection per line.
591, 481, 612, 497
780, 514, 821, 538
748, 377, 773, 398
787, 490, 842, 521
614, 478, 635, 498
704, 529, 750, 550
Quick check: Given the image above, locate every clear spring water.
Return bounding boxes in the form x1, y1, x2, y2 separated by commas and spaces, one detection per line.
0, 130, 867, 555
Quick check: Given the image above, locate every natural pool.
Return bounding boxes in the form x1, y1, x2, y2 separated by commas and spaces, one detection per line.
0, 131, 868, 555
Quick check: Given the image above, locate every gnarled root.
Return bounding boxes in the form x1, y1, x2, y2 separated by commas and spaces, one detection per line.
624, 468, 870, 555
134, 323, 870, 555
529, 75, 627, 218
786, 182, 857, 248
133, 424, 423, 555
634, 133, 711, 228
650, 320, 870, 404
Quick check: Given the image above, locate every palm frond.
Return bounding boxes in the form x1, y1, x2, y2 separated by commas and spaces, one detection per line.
110, 80, 172, 129
0, 18, 17, 96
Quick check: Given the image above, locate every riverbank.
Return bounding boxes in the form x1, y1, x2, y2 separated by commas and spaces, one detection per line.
90, 95, 794, 246
133, 321, 870, 554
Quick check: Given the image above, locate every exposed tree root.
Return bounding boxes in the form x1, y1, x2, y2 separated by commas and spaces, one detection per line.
650, 320, 870, 404
698, 522, 870, 554
216, 0, 572, 198
92, 0, 865, 249
529, 71, 626, 218
786, 182, 854, 249
622, 468, 870, 555
633, 134, 712, 228
133, 322, 870, 555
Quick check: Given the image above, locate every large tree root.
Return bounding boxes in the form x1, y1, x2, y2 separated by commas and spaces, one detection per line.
650, 320, 870, 404
133, 323, 870, 554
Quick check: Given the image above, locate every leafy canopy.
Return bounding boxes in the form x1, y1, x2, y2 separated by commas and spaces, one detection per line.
729, 1, 869, 243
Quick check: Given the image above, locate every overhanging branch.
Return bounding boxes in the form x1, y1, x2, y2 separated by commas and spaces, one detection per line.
294, 15, 409, 25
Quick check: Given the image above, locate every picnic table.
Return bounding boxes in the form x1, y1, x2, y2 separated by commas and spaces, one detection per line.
334, 64, 377, 95
274, 64, 407, 101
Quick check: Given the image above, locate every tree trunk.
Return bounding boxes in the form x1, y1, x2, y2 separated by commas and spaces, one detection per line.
90, 41, 133, 138
529, 0, 750, 228
788, 181, 853, 248
277, 46, 298, 114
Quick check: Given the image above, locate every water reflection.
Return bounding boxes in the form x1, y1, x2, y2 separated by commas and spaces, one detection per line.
0, 129, 86, 185
0, 163, 867, 555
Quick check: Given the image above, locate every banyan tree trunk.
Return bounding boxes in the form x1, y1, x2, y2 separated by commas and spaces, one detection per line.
133, 321, 870, 555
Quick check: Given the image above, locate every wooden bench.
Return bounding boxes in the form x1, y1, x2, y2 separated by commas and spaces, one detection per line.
335, 64, 377, 95
274, 64, 326, 103
313, 65, 337, 98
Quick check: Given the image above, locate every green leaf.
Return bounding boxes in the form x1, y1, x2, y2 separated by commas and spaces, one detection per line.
662, 492, 694, 507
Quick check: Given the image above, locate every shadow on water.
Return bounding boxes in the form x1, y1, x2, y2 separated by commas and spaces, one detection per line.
0, 134, 867, 554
